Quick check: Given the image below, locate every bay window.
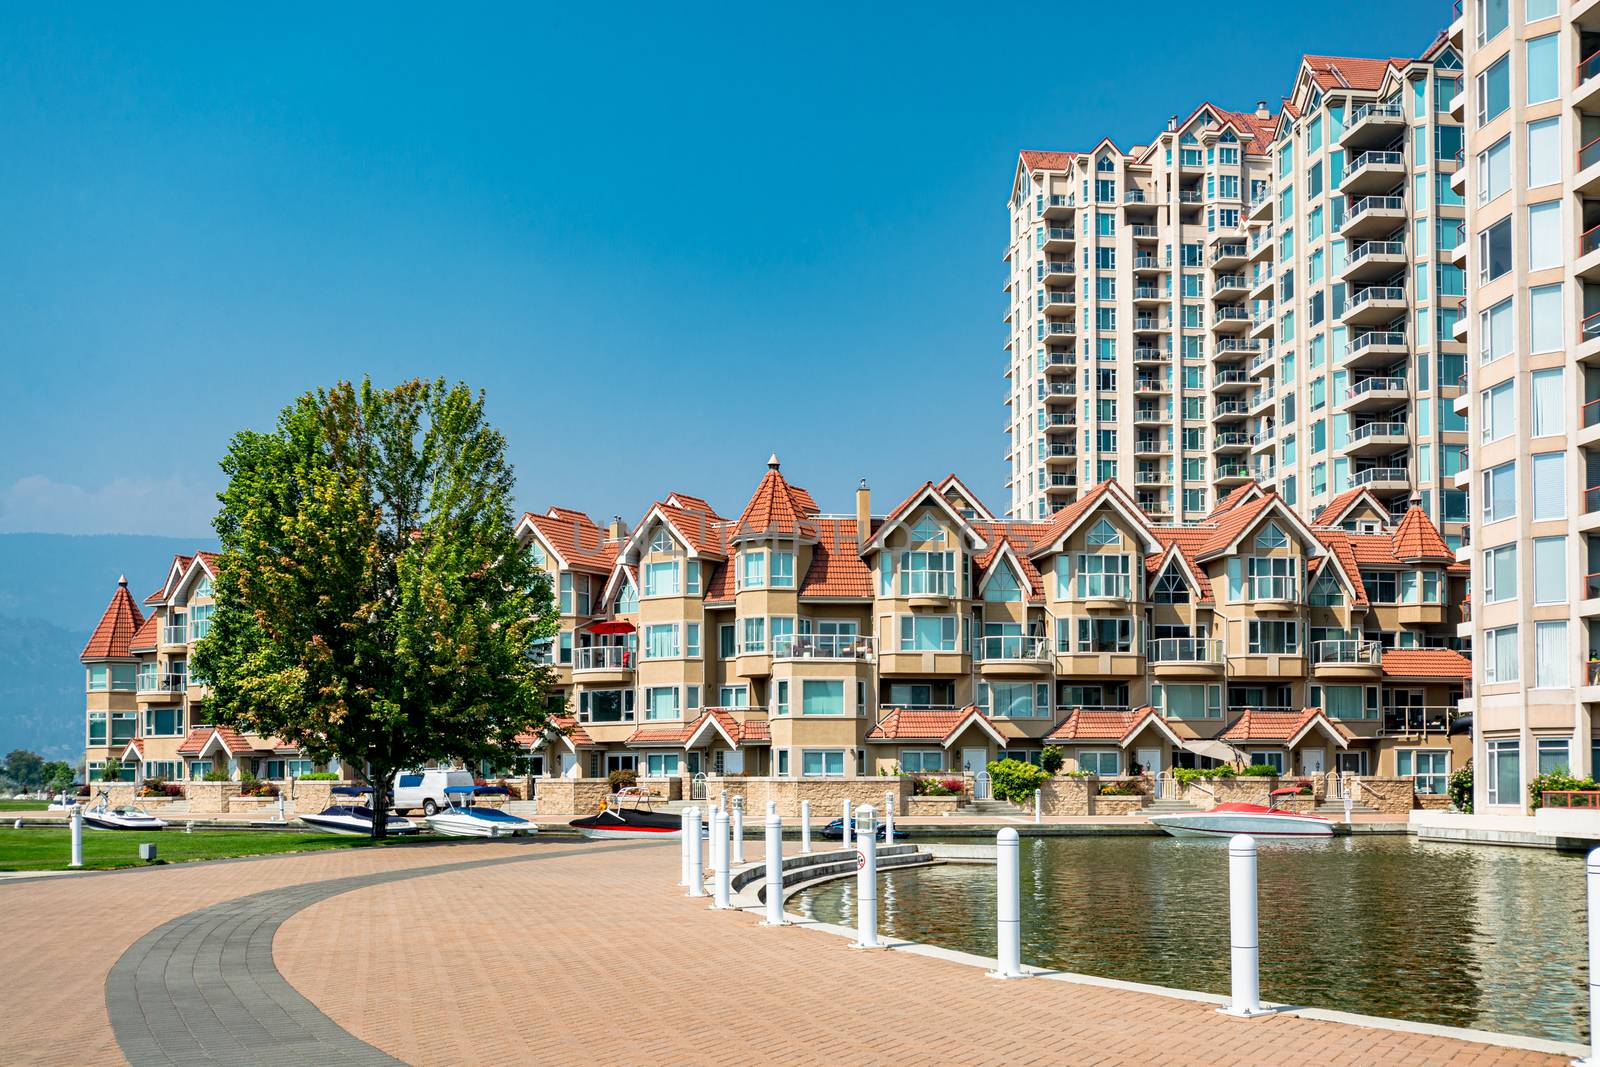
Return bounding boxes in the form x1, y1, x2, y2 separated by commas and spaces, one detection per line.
1075, 553, 1131, 598
1077, 617, 1134, 653
801, 749, 846, 778
899, 614, 957, 651
898, 551, 954, 596
801, 680, 845, 715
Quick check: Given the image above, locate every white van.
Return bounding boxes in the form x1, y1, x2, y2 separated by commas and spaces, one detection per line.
391, 768, 476, 815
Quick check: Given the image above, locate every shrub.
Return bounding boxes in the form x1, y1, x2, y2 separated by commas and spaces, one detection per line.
1529, 770, 1599, 810
911, 776, 949, 796
1172, 766, 1233, 784
1040, 746, 1064, 775
140, 777, 168, 798
607, 769, 638, 793
298, 771, 339, 781
1239, 764, 1281, 777
1063, 769, 1092, 779
99, 758, 122, 783
203, 769, 230, 782
1098, 783, 1136, 796
987, 758, 1048, 804
1447, 761, 1473, 814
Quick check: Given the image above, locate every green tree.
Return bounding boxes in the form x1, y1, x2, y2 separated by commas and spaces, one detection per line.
2, 750, 44, 790
40, 761, 74, 793
986, 758, 1049, 804
99, 757, 122, 783
190, 378, 559, 838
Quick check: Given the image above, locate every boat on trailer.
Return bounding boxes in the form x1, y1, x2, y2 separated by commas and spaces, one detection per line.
299, 786, 420, 836
81, 793, 167, 831
424, 786, 537, 837
1149, 787, 1333, 838
569, 789, 683, 840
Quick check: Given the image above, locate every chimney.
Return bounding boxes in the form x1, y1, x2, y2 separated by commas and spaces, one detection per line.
1166, 115, 1177, 132
606, 515, 627, 543
1255, 100, 1270, 120
767, 452, 781, 472
855, 479, 872, 546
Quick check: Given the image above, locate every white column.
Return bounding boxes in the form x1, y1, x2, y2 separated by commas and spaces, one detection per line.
685, 807, 705, 898
842, 798, 853, 847
883, 791, 895, 840
988, 827, 1027, 979
1582, 847, 1600, 1066
1033, 788, 1042, 824
679, 808, 692, 886
851, 804, 879, 948
731, 796, 745, 864
1219, 834, 1265, 1018
761, 810, 787, 926
69, 805, 83, 869
711, 807, 732, 909
799, 799, 813, 854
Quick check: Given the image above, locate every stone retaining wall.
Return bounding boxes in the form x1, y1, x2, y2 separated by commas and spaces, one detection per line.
1353, 776, 1416, 814
534, 778, 612, 817
185, 781, 240, 814
1039, 777, 1092, 816
1092, 793, 1147, 816
1208, 777, 1281, 805
905, 795, 961, 817
636, 776, 682, 801
703, 777, 914, 819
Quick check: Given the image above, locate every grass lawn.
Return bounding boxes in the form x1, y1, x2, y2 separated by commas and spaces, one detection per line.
0, 801, 47, 812
0, 826, 450, 872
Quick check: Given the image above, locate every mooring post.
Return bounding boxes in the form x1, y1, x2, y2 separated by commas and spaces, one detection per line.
762, 810, 787, 926
851, 804, 879, 949
731, 795, 745, 864
685, 807, 705, 898
883, 791, 895, 840
1034, 788, 1042, 824
799, 799, 813, 854
68, 805, 83, 869
711, 807, 732, 908
678, 808, 692, 886
988, 827, 1027, 978
1219, 834, 1265, 1018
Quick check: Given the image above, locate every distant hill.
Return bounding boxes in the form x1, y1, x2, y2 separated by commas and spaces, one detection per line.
0, 533, 217, 761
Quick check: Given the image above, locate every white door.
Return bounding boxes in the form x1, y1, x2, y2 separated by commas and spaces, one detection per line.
961, 747, 988, 774
1134, 747, 1161, 776
723, 750, 744, 774
560, 753, 577, 778
1301, 748, 1326, 776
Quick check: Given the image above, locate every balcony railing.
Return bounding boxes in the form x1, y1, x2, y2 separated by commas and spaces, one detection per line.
1125, 189, 1147, 204
1348, 285, 1405, 309
1312, 640, 1382, 665
573, 646, 634, 671
773, 634, 876, 661
1583, 225, 1600, 258
162, 626, 188, 645
1346, 240, 1404, 265
1209, 244, 1247, 264
1215, 463, 1251, 479
1347, 375, 1406, 400
1215, 432, 1251, 447
1350, 420, 1407, 443
1147, 638, 1222, 664
1046, 226, 1075, 241
1214, 401, 1248, 416
1347, 149, 1403, 172
1133, 286, 1165, 300
1249, 576, 1298, 601
1584, 398, 1600, 429
1216, 338, 1262, 354
1584, 310, 1600, 341
137, 672, 188, 693
1346, 330, 1405, 357
1346, 194, 1404, 218
1380, 706, 1452, 736
1581, 47, 1600, 85
1130, 224, 1159, 238
1580, 136, 1600, 172
1133, 255, 1161, 269
1214, 274, 1248, 291
1351, 466, 1409, 487
977, 635, 1051, 662
1214, 306, 1250, 322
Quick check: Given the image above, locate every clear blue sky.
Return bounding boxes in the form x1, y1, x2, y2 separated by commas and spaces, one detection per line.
0, 3, 1450, 535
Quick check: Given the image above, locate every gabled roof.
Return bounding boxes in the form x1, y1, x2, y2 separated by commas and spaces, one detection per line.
145, 554, 194, 605
1043, 707, 1181, 748
974, 530, 1047, 601
517, 507, 618, 575
1311, 487, 1387, 528
799, 519, 873, 599
1193, 492, 1324, 563
863, 482, 989, 554
1028, 479, 1160, 558
1221, 708, 1352, 748
1145, 543, 1208, 603
514, 715, 595, 751
175, 726, 254, 757
1208, 483, 1264, 519
81, 578, 146, 661
621, 500, 729, 561
127, 612, 160, 653
937, 474, 998, 522
1381, 648, 1471, 681
1018, 150, 1075, 172
1302, 54, 1398, 92
865, 706, 1009, 748
663, 492, 721, 518
624, 709, 771, 748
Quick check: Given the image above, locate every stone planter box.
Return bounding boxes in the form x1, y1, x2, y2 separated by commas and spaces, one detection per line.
702, 777, 914, 820
1209, 776, 1280, 806
228, 794, 280, 814
534, 778, 611, 817
185, 781, 242, 814
905, 795, 961, 817
1039, 776, 1093, 816
1091, 792, 1147, 816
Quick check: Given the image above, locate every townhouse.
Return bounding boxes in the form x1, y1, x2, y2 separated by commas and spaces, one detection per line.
514, 458, 1471, 795
80, 552, 331, 784
1004, 42, 1470, 552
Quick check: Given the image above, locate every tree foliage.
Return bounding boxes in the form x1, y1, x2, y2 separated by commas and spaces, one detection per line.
190, 378, 558, 836
986, 758, 1049, 803
2, 750, 44, 789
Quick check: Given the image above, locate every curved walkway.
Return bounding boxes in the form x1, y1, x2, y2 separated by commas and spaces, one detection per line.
0, 838, 1577, 1066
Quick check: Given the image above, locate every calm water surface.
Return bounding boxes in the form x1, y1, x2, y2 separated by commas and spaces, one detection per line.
791, 835, 1588, 1043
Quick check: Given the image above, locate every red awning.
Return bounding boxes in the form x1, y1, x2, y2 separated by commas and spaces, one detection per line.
582, 620, 635, 634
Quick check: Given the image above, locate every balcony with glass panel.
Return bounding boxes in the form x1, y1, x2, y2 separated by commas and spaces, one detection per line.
1340, 285, 1408, 327
1042, 321, 1076, 341
1133, 406, 1166, 426
1209, 243, 1248, 270
1250, 424, 1275, 453
1214, 337, 1261, 359
1310, 639, 1383, 680
1210, 304, 1250, 333
1134, 465, 1170, 486
1247, 385, 1275, 414
1133, 314, 1171, 334
1132, 284, 1169, 306
1214, 462, 1252, 486
1339, 374, 1408, 413
1212, 274, 1248, 298
1044, 442, 1077, 465
1212, 368, 1250, 394
1133, 436, 1166, 456
1340, 195, 1406, 239
1042, 289, 1076, 317
1040, 259, 1075, 285
1042, 194, 1074, 220
1133, 376, 1169, 396
1129, 223, 1160, 242
1148, 638, 1224, 679
1339, 101, 1405, 150
975, 634, 1052, 676
572, 643, 637, 684
1042, 225, 1075, 251
772, 633, 876, 662
1214, 431, 1251, 455
1247, 187, 1273, 222
1338, 150, 1405, 196
1345, 419, 1409, 456
1212, 399, 1249, 423
1349, 465, 1411, 493
1133, 345, 1171, 365
1132, 254, 1163, 274
137, 671, 189, 696
1340, 329, 1408, 369
1248, 266, 1274, 300
1339, 240, 1407, 283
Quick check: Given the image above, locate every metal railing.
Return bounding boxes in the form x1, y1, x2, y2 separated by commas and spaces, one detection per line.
1134, 346, 1170, 361
1134, 316, 1172, 330
1133, 255, 1161, 269
772, 634, 876, 660
574, 646, 634, 671
1215, 431, 1251, 447
1348, 285, 1405, 309
1346, 239, 1404, 265
1210, 244, 1247, 263
1044, 322, 1076, 337
1216, 338, 1262, 353
1381, 706, 1452, 736
1349, 101, 1403, 125
1214, 274, 1248, 291
1580, 136, 1600, 172
1046, 414, 1076, 427
1580, 48, 1600, 85
1345, 330, 1405, 357
1041, 259, 1074, 276
1216, 463, 1251, 479
1583, 225, 1600, 257
1346, 375, 1406, 400
1585, 398, 1600, 429
1147, 638, 1223, 664
162, 626, 188, 645
1584, 310, 1600, 341
1130, 224, 1159, 238
1346, 195, 1404, 219
137, 672, 188, 693
1311, 639, 1382, 665
1214, 401, 1248, 417
1347, 150, 1403, 172
1351, 466, 1408, 487
1350, 420, 1407, 443
1214, 306, 1250, 321
1133, 286, 1165, 299
1046, 226, 1075, 241
976, 635, 1051, 662
1215, 370, 1249, 385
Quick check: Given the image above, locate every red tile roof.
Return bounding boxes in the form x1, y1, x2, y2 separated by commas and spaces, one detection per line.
174, 726, 255, 756
127, 612, 160, 653
625, 709, 770, 747
1019, 150, 1075, 171
974, 525, 1050, 600
81, 578, 146, 661
522, 507, 618, 574
1381, 648, 1471, 681
703, 560, 735, 604
145, 554, 193, 604
1303, 54, 1397, 92
654, 501, 728, 559
732, 466, 818, 540
1312, 487, 1372, 526
1221, 708, 1352, 744
1390, 507, 1453, 562
1043, 707, 1162, 743
865, 706, 1003, 744
514, 715, 595, 749
663, 493, 721, 518
800, 519, 873, 598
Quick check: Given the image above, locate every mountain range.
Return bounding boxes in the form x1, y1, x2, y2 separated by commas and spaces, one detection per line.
0, 533, 217, 763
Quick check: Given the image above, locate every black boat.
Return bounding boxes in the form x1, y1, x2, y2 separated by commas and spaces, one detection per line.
818, 817, 907, 842
298, 786, 420, 836
569, 790, 684, 839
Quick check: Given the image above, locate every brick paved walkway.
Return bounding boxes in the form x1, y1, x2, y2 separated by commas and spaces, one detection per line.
0, 837, 1574, 1066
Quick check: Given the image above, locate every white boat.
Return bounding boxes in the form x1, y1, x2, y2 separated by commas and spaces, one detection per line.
46, 792, 78, 812
424, 786, 537, 838
299, 786, 419, 836
82, 794, 167, 831
1149, 801, 1333, 839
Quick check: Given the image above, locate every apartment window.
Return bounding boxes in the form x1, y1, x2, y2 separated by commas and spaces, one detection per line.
801, 680, 845, 715
1527, 35, 1558, 104
801, 750, 845, 778
1247, 620, 1299, 654
1483, 544, 1517, 603
1477, 136, 1510, 204
1075, 554, 1130, 598
739, 550, 766, 589
1398, 750, 1450, 795
643, 560, 679, 597
718, 685, 749, 708
1152, 683, 1221, 720
741, 616, 766, 653
1478, 218, 1511, 284
897, 551, 954, 596
88, 712, 107, 745
1527, 202, 1561, 271
901, 750, 944, 773
1483, 462, 1516, 523
1475, 55, 1509, 125
1528, 118, 1560, 187
1534, 537, 1566, 604
1360, 569, 1399, 605
144, 706, 183, 737
1076, 617, 1134, 653
1309, 572, 1344, 606
645, 753, 680, 777
111, 711, 136, 743
1152, 570, 1189, 604
899, 614, 957, 651
1481, 379, 1513, 443
643, 687, 680, 721
1480, 298, 1512, 364
1527, 0, 1557, 18
1318, 685, 1377, 721
1485, 739, 1520, 806
1483, 625, 1519, 683
980, 682, 1049, 719
643, 624, 679, 659
1535, 621, 1569, 688
1532, 369, 1564, 436
1532, 452, 1566, 520
1530, 284, 1563, 353
718, 624, 735, 658
771, 550, 796, 588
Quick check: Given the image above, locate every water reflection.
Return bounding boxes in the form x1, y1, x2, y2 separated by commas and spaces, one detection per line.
791, 836, 1588, 1043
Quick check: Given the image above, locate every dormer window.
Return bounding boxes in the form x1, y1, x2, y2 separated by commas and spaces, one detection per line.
649, 526, 674, 554
1152, 569, 1190, 604
529, 540, 547, 566
1087, 518, 1120, 546
983, 562, 1023, 603
1254, 522, 1289, 552
1309, 572, 1344, 606
194, 577, 213, 599
909, 515, 942, 544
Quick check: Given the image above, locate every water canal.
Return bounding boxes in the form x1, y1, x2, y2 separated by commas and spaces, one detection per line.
790, 835, 1588, 1043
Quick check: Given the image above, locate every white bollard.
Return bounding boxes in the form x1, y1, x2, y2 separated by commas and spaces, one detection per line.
679, 808, 692, 886
711, 807, 732, 908
731, 796, 745, 864
800, 799, 813, 854
1219, 834, 1266, 1018
761, 811, 787, 926
883, 791, 895, 840
767, 799, 777, 818
69, 805, 83, 869
851, 805, 879, 948
1343, 785, 1353, 826
842, 799, 853, 847
277, 790, 287, 823
1034, 788, 1042, 824
988, 827, 1027, 979
685, 807, 705, 898
1582, 847, 1600, 1067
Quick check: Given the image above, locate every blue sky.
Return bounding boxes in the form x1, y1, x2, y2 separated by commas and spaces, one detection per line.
0, 3, 1450, 534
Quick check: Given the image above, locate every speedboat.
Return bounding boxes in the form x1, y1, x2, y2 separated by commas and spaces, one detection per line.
299, 786, 420, 836
1149, 791, 1333, 839
46, 792, 78, 812
424, 786, 537, 838
818, 817, 908, 842
82, 794, 167, 831
569, 791, 683, 839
